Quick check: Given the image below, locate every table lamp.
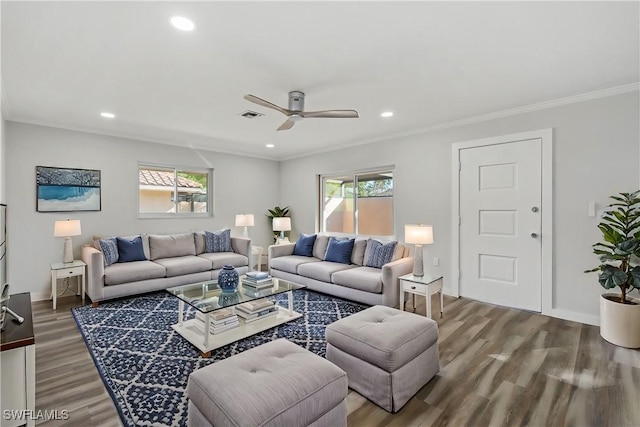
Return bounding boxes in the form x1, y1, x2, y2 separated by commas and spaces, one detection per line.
54, 219, 82, 263
404, 224, 433, 277
273, 217, 291, 244
235, 214, 255, 238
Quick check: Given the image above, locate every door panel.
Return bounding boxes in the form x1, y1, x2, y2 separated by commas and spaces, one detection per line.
459, 138, 542, 311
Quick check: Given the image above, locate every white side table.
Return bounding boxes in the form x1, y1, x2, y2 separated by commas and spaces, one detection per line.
50, 260, 86, 310
399, 273, 444, 319
251, 246, 264, 271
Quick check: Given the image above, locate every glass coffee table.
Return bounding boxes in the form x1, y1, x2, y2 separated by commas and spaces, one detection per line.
166, 277, 304, 357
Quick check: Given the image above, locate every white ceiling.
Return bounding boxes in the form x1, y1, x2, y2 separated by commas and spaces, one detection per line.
2, 1, 639, 160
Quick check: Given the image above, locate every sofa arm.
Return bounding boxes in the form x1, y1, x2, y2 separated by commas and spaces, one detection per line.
381, 257, 414, 307
231, 237, 251, 258
268, 243, 295, 259
82, 245, 105, 303
268, 243, 295, 274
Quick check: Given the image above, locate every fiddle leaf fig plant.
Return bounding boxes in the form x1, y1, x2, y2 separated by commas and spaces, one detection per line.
585, 191, 640, 304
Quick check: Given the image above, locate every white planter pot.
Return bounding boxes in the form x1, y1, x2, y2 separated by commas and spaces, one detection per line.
600, 293, 640, 349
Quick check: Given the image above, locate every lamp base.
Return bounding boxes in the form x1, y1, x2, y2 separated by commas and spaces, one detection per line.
242, 227, 249, 238
412, 244, 424, 277
63, 237, 74, 263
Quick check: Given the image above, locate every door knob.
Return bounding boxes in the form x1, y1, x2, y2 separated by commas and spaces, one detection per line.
531, 233, 538, 238
531, 207, 539, 213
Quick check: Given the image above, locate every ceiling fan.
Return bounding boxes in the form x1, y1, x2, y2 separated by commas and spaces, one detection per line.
244, 91, 359, 131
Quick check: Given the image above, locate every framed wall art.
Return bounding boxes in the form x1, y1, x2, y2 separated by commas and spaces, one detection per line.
36, 166, 101, 212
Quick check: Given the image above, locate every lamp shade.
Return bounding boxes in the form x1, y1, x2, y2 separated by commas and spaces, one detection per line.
273, 217, 291, 232
54, 219, 82, 237
235, 214, 255, 227
404, 224, 433, 245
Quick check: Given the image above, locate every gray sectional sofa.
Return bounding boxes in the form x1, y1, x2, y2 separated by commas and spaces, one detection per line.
268, 234, 413, 307
82, 232, 250, 305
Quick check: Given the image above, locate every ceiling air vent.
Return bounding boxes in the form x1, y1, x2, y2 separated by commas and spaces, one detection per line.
239, 110, 264, 119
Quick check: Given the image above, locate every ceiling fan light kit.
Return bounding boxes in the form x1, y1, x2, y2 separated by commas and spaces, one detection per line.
244, 91, 359, 131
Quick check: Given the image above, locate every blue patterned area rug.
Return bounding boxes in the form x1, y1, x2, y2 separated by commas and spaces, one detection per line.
71, 290, 368, 427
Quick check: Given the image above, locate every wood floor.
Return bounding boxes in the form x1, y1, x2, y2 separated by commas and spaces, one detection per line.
31, 293, 640, 426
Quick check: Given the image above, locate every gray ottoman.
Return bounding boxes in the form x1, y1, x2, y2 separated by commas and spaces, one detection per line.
325, 305, 439, 413
186, 338, 348, 427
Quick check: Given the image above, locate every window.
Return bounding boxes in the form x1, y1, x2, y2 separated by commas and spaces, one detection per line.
320, 168, 394, 237
138, 164, 212, 217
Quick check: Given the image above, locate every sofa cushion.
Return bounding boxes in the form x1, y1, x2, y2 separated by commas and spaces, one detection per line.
351, 238, 367, 266
365, 240, 397, 268
205, 229, 232, 253
298, 261, 356, 283
98, 238, 119, 266
392, 243, 407, 261
104, 261, 166, 285
312, 235, 331, 259
153, 256, 212, 277
270, 255, 321, 274
198, 252, 248, 270
194, 231, 206, 255
331, 266, 383, 293
116, 236, 147, 263
149, 233, 196, 260
293, 233, 317, 257
324, 238, 355, 264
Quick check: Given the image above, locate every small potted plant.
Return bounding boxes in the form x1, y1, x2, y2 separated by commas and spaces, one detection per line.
266, 206, 290, 243
585, 191, 640, 348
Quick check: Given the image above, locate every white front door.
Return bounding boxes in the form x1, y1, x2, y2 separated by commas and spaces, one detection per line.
459, 138, 542, 311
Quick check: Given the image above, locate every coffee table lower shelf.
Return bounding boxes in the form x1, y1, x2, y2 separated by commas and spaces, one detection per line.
171, 308, 303, 357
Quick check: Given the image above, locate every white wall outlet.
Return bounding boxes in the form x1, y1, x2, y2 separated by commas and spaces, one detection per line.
588, 201, 596, 217
433, 257, 439, 266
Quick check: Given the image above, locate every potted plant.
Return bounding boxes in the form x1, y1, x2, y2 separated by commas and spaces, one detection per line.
585, 190, 640, 348
266, 206, 290, 243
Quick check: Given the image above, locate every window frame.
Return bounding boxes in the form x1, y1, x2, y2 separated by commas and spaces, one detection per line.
137, 162, 214, 219
318, 166, 395, 238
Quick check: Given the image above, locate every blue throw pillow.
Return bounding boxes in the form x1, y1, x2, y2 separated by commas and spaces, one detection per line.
293, 233, 317, 257
205, 229, 232, 253
365, 240, 397, 268
116, 236, 147, 263
99, 238, 119, 266
324, 237, 355, 264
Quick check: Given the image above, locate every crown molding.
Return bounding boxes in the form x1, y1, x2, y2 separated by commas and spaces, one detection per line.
5, 83, 638, 162
281, 83, 640, 161
3, 116, 281, 162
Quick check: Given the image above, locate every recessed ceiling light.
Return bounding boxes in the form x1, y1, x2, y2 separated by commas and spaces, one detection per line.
266, 144, 275, 148
100, 112, 115, 119
381, 111, 394, 118
170, 16, 195, 31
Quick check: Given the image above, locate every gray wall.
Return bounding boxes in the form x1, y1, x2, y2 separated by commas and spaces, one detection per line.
5, 91, 639, 323
279, 91, 640, 324
6, 122, 280, 299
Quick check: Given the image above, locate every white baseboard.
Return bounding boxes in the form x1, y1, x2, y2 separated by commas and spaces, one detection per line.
30, 292, 51, 302
543, 308, 599, 326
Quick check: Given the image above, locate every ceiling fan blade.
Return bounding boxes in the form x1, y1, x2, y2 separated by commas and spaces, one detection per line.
277, 119, 295, 131
244, 94, 291, 115
302, 110, 360, 119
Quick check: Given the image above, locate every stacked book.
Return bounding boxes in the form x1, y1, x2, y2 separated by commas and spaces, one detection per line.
193, 308, 239, 335
242, 286, 273, 298
242, 271, 274, 290
235, 299, 279, 323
